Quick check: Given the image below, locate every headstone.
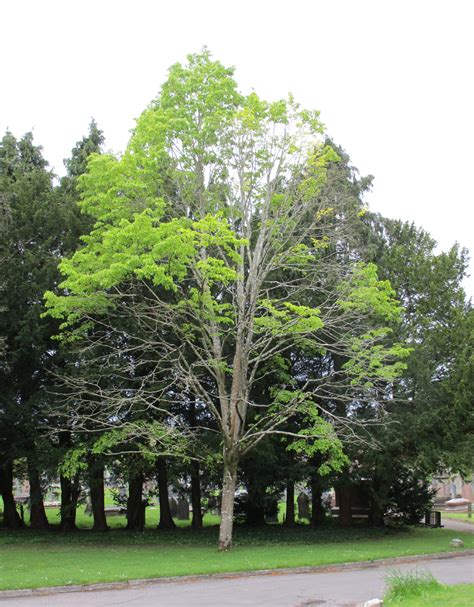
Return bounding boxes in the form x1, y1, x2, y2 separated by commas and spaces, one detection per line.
360, 600, 383, 607
104, 506, 127, 516
84, 490, 92, 515
450, 538, 464, 548
169, 496, 178, 518
176, 498, 190, 520
266, 512, 279, 523
207, 494, 220, 515
297, 492, 310, 520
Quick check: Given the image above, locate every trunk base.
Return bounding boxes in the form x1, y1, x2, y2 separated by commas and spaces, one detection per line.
156, 458, 176, 529
218, 457, 238, 551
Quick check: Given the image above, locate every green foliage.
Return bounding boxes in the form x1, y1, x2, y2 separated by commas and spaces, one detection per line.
288, 408, 348, 475
336, 262, 411, 385
338, 262, 402, 322
365, 214, 473, 474
59, 447, 88, 478
64, 119, 104, 179
0, 130, 58, 463
344, 330, 411, 386
91, 421, 190, 462
254, 300, 324, 338
385, 470, 436, 525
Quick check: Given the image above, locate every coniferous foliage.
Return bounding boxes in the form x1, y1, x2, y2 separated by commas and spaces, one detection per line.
0, 123, 103, 529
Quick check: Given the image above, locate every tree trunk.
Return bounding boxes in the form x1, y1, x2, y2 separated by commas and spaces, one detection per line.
310, 480, 326, 526
0, 461, 23, 529
88, 459, 108, 532
189, 399, 203, 529
245, 479, 266, 526
27, 458, 49, 530
126, 473, 145, 531
285, 481, 295, 527
368, 500, 385, 527
58, 431, 79, 531
190, 460, 203, 529
218, 455, 238, 550
60, 473, 80, 531
157, 457, 176, 529
71, 475, 80, 526
337, 486, 353, 527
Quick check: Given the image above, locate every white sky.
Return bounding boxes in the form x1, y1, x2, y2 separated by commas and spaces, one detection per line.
1, 0, 473, 296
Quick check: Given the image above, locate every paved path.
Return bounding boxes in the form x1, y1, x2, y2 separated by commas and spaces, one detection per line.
442, 517, 474, 533
4, 555, 473, 607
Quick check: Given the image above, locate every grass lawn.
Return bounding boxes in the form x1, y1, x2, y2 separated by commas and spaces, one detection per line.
0, 525, 472, 591
42, 503, 222, 529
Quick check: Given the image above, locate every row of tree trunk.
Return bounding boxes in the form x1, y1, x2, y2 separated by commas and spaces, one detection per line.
1, 457, 203, 532
2, 460, 371, 531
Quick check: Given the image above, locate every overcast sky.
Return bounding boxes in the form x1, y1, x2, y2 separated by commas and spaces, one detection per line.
1, 0, 472, 295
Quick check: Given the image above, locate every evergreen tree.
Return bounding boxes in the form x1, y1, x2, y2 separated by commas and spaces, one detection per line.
358, 216, 473, 523
0, 131, 54, 528
0, 122, 104, 529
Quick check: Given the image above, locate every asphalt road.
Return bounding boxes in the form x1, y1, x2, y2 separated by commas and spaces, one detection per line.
3, 555, 473, 607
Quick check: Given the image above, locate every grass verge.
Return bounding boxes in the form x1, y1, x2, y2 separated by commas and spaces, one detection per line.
0, 525, 472, 591
384, 570, 474, 606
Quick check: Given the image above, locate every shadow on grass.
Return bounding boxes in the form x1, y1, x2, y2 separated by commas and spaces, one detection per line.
0, 520, 411, 547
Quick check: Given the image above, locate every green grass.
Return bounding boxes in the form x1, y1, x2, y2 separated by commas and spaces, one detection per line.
42, 503, 221, 529
384, 570, 474, 606
0, 525, 472, 591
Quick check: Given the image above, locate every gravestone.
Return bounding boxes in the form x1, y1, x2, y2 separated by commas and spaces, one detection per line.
177, 498, 190, 520
84, 499, 93, 515
84, 490, 92, 515
169, 496, 179, 518
297, 492, 310, 520
207, 494, 220, 515
266, 511, 279, 523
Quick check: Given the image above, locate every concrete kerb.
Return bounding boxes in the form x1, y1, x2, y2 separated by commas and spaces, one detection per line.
0, 549, 472, 600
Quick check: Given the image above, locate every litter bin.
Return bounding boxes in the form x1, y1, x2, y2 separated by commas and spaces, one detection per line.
424, 510, 442, 528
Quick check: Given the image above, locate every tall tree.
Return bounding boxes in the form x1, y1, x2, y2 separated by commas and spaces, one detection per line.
0, 122, 104, 529
356, 216, 473, 522
45, 51, 409, 549
0, 131, 55, 528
